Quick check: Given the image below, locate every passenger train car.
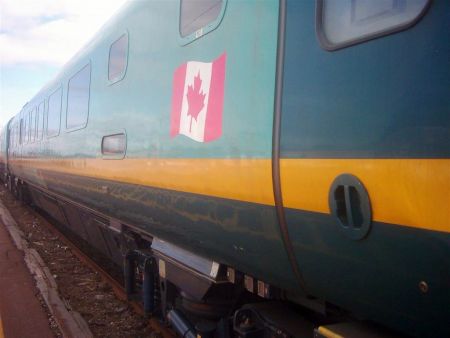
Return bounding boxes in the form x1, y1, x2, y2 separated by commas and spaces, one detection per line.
1, 0, 449, 337
0, 126, 7, 183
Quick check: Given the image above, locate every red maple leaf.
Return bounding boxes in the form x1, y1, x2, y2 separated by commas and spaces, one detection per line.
186, 71, 206, 132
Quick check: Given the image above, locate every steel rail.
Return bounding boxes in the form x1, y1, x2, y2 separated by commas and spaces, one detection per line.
28, 205, 174, 338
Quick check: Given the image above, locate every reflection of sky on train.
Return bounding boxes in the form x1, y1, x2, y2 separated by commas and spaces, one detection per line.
0, 0, 128, 127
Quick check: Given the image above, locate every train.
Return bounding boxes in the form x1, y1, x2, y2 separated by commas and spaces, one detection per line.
1, 0, 449, 337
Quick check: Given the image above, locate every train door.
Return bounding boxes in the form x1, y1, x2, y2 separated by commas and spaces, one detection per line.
277, 0, 449, 335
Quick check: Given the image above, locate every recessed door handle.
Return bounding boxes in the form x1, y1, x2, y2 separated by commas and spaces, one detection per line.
329, 174, 372, 240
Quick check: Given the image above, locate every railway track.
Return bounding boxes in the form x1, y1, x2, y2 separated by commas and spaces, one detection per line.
43, 221, 174, 338
0, 185, 174, 338
35, 210, 175, 338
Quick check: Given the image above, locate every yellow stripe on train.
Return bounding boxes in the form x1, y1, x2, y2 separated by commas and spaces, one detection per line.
9, 158, 275, 206
281, 158, 449, 233
9, 157, 450, 233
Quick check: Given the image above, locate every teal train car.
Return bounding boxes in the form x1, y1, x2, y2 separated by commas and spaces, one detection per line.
2, 1, 449, 337
0, 120, 9, 183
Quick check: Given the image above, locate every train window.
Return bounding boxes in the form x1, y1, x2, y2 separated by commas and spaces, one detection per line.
108, 33, 128, 83
67, 63, 91, 130
316, 0, 430, 50
15, 123, 19, 148
16, 123, 19, 148
11, 124, 14, 149
22, 116, 27, 144
47, 87, 62, 138
11, 124, 15, 149
20, 118, 24, 144
29, 110, 33, 142
179, 0, 225, 40
12, 123, 17, 149
101, 133, 126, 159
24, 112, 30, 143
37, 101, 45, 140
25, 114, 29, 144
31, 107, 37, 142
28, 111, 33, 142
25, 112, 29, 143
28, 110, 36, 142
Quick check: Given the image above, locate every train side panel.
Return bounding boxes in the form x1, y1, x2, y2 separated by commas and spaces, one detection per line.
8, 1, 300, 291
5, 1, 450, 336
0, 123, 8, 181
280, 1, 450, 335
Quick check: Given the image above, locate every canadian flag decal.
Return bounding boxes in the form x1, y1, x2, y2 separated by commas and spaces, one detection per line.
170, 52, 226, 142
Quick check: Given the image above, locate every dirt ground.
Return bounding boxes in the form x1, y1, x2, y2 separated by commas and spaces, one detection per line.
0, 185, 160, 338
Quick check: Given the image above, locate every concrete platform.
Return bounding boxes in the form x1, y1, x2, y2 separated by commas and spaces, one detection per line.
0, 197, 93, 338
0, 211, 54, 338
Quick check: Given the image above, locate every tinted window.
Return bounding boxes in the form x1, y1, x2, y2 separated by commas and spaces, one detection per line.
31, 108, 37, 142
20, 118, 24, 144
47, 87, 62, 137
11, 124, 15, 149
23, 116, 27, 144
102, 133, 126, 157
28, 111, 32, 142
16, 124, 19, 147
12, 124, 15, 148
108, 34, 128, 82
12, 124, 16, 148
24, 113, 30, 143
37, 102, 45, 140
180, 0, 223, 37
9, 126, 12, 149
317, 0, 429, 50
67, 64, 91, 130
